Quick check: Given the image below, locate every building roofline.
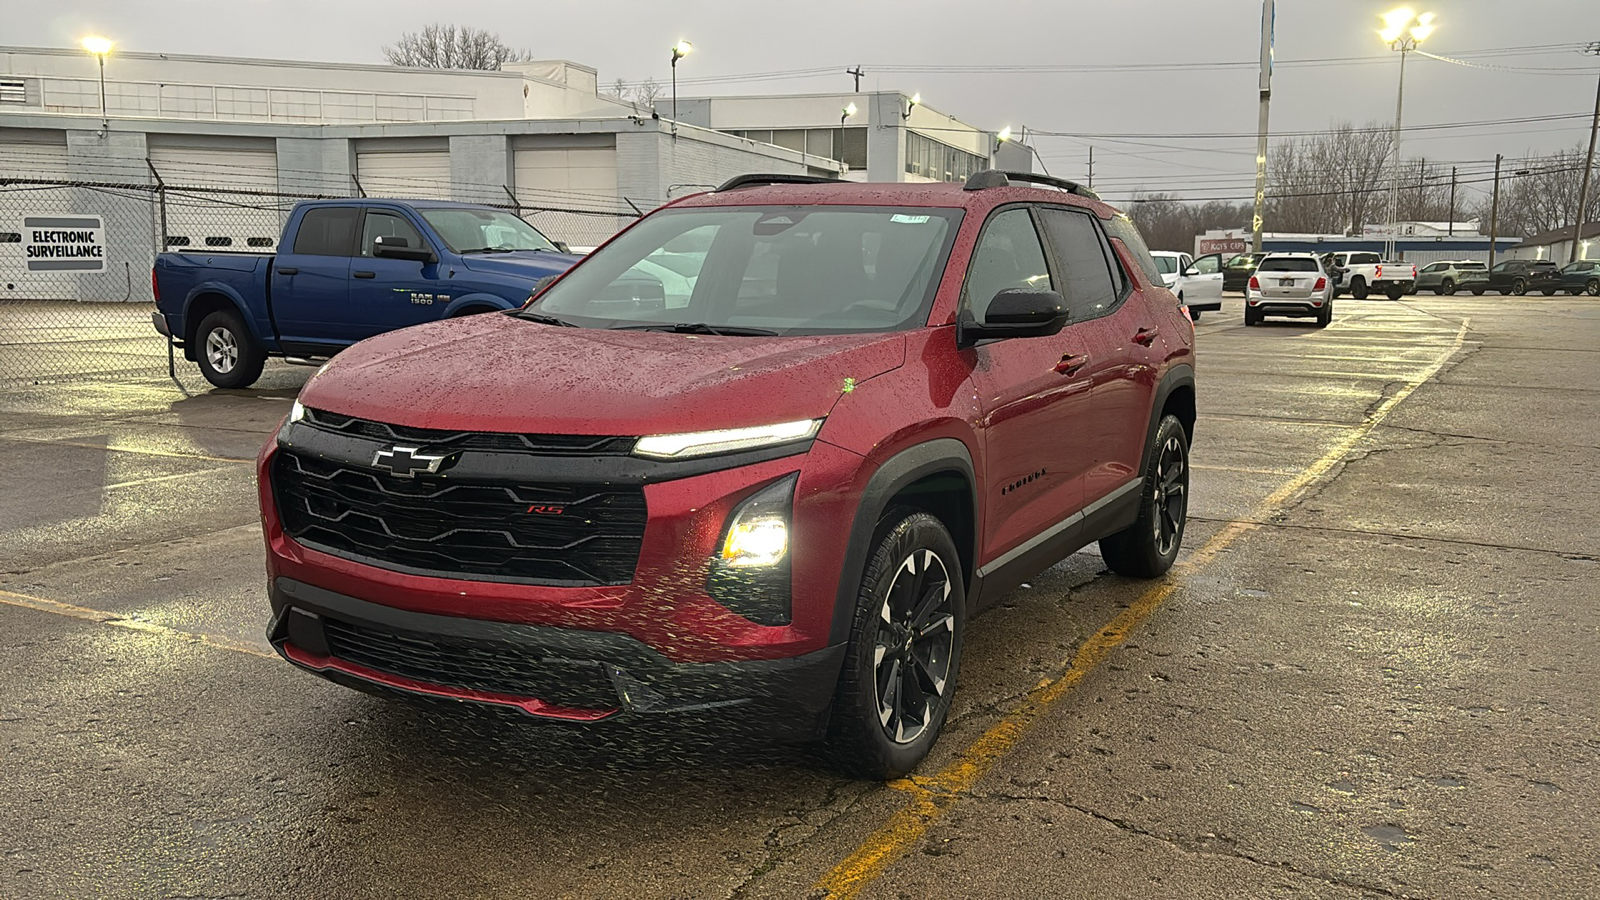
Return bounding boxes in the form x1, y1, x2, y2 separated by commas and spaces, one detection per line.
0, 44, 550, 82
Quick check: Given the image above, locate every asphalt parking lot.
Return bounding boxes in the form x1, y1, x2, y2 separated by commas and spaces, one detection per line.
2, 294, 1597, 899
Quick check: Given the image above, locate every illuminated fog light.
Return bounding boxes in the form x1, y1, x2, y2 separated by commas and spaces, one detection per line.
721, 516, 789, 567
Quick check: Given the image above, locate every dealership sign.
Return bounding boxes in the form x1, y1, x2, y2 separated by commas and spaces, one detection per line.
1198, 233, 1248, 256
24, 216, 105, 271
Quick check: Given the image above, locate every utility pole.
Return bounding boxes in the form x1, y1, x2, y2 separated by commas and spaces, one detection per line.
847, 66, 864, 92
1087, 146, 1094, 189
1489, 153, 1503, 268
1251, 0, 1274, 253
1416, 156, 1426, 221
1448, 165, 1457, 236
1569, 42, 1600, 263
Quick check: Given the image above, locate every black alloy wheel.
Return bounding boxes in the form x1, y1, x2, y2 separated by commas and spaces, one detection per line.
1440, 278, 1456, 295
1586, 279, 1600, 297
1101, 415, 1190, 578
1512, 277, 1527, 295
827, 509, 965, 779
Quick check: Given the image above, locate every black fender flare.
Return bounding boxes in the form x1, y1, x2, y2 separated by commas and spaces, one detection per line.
1138, 364, 1196, 478
828, 438, 978, 646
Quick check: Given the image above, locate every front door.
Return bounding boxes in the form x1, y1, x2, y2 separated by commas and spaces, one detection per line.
346, 208, 445, 340
269, 205, 357, 349
1189, 253, 1225, 302
963, 206, 1092, 566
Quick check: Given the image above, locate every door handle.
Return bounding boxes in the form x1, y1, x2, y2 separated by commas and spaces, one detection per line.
1054, 353, 1090, 375
1133, 327, 1159, 346
353, 271, 376, 279
276, 267, 298, 275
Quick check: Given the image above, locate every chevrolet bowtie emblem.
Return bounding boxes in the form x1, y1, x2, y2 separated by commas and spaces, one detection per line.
372, 445, 452, 479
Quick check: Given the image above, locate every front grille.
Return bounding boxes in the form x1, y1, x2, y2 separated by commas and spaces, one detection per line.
273, 450, 647, 585
321, 616, 620, 709
304, 408, 635, 457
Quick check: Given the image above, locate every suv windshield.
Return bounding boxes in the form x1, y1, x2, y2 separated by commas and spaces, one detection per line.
417, 208, 559, 254
531, 206, 962, 334
1258, 257, 1319, 272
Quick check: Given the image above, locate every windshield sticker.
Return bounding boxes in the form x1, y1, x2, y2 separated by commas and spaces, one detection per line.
890, 215, 931, 224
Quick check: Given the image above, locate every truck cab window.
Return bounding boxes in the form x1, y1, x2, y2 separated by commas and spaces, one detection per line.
361, 212, 426, 257
292, 208, 359, 256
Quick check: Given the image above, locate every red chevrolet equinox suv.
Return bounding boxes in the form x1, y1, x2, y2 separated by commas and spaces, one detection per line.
260, 171, 1196, 778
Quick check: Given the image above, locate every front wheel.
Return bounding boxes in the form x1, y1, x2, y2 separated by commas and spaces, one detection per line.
826, 509, 965, 780
1351, 278, 1370, 300
1440, 278, 1456, 296
194, 309, 266, 389
1100, 415, 1190, 578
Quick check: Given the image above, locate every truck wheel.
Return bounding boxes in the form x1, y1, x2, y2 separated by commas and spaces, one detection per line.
1190, 309, 1202, 322
1350, 277, 1369, 300
1385, 285, 1404, 301
1439, 278, 1456, 296
195, 309, 265, 389
1511, 278, 1527, 296
1540, 288, 1556, 296
826, 508, 965, 780
1100, 415, 1189, 578
1586, 279, 1600, 297
1470, 287, 1485, 296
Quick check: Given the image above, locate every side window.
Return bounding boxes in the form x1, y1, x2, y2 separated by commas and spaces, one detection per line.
1038, 208, 1119, 322
1491, 262, 1510, 273
1102, 214, 1165, 287
359, 211, 426, 257
963, 208, 1052, 322
291, 207, 359, 257
1193, 254, 1221, 275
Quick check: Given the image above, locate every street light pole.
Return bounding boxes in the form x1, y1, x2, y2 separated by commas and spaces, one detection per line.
81, 36, 113, 120
1489, 153, 1503, 268
1378, 9, 1435, 262
669, 40, 692, 139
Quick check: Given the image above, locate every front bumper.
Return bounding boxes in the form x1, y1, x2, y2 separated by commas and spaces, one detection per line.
268, 577, 846, 739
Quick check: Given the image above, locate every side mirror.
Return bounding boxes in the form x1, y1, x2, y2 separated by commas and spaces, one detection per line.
552, 240, 572, 254
958, 289, 1068, 348
374, 234, 435, 263
1183, 267, 1200, 277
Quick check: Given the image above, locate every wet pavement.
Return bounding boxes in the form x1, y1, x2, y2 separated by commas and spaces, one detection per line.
2, 295, 1597, 899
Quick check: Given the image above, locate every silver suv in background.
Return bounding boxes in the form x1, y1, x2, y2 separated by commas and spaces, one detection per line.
1245, 253, 1334, 327
1414, 260, 1489, 296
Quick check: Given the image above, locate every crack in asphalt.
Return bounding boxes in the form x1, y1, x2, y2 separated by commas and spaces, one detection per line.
1186, 515, 1598, 560
725, 780, 875, 900
971, 789, 1416, 900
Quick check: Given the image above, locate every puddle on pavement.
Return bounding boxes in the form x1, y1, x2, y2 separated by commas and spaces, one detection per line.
1361, 823, 1415, 852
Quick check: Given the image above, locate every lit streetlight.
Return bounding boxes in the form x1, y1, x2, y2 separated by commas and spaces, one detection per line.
669, 39, 692, 137
902, 92, 920, 120
1377, 8, 1435, 261
994, 126, 1012, 152
841, 101, 857, 126
81, 35, 113, 119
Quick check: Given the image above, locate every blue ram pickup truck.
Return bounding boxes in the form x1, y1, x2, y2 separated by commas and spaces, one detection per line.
153, 199, 582, 388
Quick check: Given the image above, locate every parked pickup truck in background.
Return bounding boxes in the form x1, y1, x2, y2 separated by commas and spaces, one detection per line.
152, 200, 583, 387
1320, 251, 1416, 301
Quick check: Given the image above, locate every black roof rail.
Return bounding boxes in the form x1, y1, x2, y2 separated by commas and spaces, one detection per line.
962, 169, 1101, 200
714, 173, 846, 192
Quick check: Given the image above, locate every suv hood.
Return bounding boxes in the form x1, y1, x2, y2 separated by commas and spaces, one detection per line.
454, 250, 583, 278
299, 314, 908, 436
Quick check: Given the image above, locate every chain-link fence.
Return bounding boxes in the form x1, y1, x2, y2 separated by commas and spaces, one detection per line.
1, 169, 640, 389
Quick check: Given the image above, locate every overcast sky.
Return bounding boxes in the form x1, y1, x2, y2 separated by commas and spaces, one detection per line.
5, 0, 1597, 206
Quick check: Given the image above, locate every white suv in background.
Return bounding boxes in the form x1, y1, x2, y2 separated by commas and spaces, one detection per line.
1151, 251, 1224, 321
1245, 253, 1334, 327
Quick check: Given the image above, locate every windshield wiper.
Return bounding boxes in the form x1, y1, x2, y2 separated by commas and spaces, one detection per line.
612, 322, 781, 337
458, 247, 516, 254
512, 310, 577, 327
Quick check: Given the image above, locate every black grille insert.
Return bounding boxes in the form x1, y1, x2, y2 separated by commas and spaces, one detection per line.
304, 408, 635, 456
273, 450, 647, 585
320, 616, 620, 709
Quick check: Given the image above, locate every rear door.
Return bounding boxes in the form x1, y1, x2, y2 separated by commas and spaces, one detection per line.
964, 206, 1092, 564
268, 206, 358, 348
1256, 257, 1321, 299
346, 207, 445, 339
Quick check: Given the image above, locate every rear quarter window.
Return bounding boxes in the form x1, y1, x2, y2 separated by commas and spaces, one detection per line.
1102, 214, 1164, 286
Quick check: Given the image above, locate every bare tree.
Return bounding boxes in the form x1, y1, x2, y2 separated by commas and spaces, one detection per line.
1129, 193, 1253, 252
636, 77, 664, 108
609, 78, 631, 101
1471, 147, 1600, 237
1266, 121, 1393, 235
383, 24, 532, 70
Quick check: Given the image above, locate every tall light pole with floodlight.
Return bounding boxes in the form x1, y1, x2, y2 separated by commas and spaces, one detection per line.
669, 40, 692, 137
82, 35, 113, 120
1378, 8, 1435, 261
841, 102, 857, 127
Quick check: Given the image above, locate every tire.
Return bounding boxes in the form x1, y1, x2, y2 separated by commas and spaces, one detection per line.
1470, 287, 1485, 296
1440, 278, 1456, 296
1244, 306, 1262, 326
1586, 279, 1600, 297
1350, 277, 1369, 300
1512, 278, 1527, 296
825, 508, 965, 780
1385, 286, 1404, 301
1100, 415, 1190, 578
194, 309, 266, 389
1540, 288, 1556, 296
1316, 302, 1333, 327
1190, 309, 1202, 322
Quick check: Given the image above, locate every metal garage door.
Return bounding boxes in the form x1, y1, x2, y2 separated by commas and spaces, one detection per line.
0, 131, 75, 300
513, 138, 620, 252
357, 149, 452, 200
148, 141, 281, 254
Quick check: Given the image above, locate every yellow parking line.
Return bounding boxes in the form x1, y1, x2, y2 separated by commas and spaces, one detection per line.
0, 587, 275, 660
813, 317, 1470, 898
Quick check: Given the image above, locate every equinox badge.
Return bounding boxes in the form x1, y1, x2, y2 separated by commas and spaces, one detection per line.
372, 445, 452, 479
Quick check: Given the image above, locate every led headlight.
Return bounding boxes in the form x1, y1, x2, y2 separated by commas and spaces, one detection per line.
289, 399, 307, 423
633, 419, 821, 460
709, 474, 798, 624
